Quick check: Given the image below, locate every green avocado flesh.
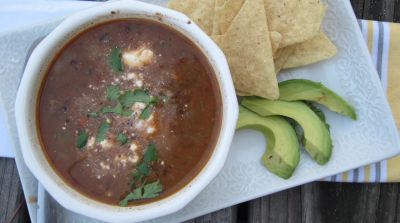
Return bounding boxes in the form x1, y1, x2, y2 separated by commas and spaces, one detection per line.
242, 98, 332, 165
237, 106, 300, 179
279, 79, 357, 120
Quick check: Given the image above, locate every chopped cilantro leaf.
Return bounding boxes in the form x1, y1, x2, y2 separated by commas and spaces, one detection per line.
96, 122, 110, 143
139, 104, 153, 120
119, 89, 152, 107
76, 130, 88, 149
136, 163, 150, 177
119, 181, 163, 206
143, 143, 157, 163
122, 110, 133, 117
119, 187, 142, 207
110, 47, 123, 72
87, 112, 98, 117
101, 102, 132, 117
101, 102, 123, 114
116, 133, 128, 145
106, 85, 120, 101
142, 181, 163, 199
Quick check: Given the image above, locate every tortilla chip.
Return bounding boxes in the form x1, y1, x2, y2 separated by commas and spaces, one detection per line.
274, 47, 294, 74
168, 0, 216, 35
236, 90, 252, 96
212, 0, 278, 99
213, 0, 245, 35
283, 32, 337, 69
264, 0, 326, 48
270, 31, 282, 54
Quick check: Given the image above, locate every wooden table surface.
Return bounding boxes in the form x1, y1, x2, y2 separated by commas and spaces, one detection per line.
1, 0, 399, 222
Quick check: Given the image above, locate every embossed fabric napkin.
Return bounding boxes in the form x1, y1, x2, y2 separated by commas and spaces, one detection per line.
325, 20, 400, 182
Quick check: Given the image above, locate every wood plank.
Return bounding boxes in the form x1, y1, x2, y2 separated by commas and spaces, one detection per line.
362, 0, 395, 21
184, 206, 237, 223
0, 158, 30, 223
247, 186, 302, 223
376, 184, 398, 222
394, 0, 400, 22
350, 0, 365, 18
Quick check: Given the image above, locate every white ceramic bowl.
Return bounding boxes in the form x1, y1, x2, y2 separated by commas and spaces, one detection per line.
15, 0, 238, 222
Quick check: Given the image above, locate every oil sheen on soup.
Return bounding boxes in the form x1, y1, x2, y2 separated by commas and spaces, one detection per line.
38, 19, 222, 206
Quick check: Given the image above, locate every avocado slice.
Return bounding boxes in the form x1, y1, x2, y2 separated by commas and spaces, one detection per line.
279, 79, 357, 120
242, 98, 332, 165
237, 106, 300, 179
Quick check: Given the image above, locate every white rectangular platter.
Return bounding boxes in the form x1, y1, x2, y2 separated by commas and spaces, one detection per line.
0, 0, 399, 222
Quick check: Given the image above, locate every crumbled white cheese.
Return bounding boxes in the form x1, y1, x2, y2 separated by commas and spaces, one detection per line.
131, 102, 146, 115
61, 126, 66, 130
128, 154, 139, 164
114, 154, 128, 167
99, 139, 113, 149
87, 137, 95, 147
124, 72, 144, 87
122, 47, 155, 68
146, 126, 156, 134
125, 72, 138, 80
129, 142, 138, 152
106, 118, 111, 124
99, 162, 110, 170
134, 79, 143, 88
134, 120, 144, 129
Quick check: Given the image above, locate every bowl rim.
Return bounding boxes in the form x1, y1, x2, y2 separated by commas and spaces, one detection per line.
15, 0, 238, 222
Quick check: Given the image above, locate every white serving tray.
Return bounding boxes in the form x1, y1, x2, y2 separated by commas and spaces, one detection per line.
1, 0, 400, 222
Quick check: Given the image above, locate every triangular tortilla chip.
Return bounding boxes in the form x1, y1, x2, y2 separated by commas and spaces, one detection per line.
212, 0, 278, 99
236, 90, 252, 96
264, 0, 326, 48
270, 31, 282, 54
213, 0, 245, 35
274, 47, 294, 74
283, 32, 337, 69
168, 0, 216, 35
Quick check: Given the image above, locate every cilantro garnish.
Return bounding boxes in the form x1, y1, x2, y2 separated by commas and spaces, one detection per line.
119, 89, 152, 107
119, 181, 163, 206
143, 143, 157, 163
87, 112, 98, 117
110, 47, 123, 72
96, 122, 110, 143
139, 104, 153, 120
101, 102, 123, 114
101, 102, 133, 117
120, 143, 162, 206
106, 85, 121, 101
116, 133, 128, 145
75, 130, 88, 149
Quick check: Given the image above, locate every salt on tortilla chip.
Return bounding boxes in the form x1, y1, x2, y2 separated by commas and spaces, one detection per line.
274, 47, 294, 74
168, 0, 216, 35
212, 0, 279, 99
264, 0, 326, 48
270, 31, 282, 54
213, 0, 245, 35
283, 32, 337, 69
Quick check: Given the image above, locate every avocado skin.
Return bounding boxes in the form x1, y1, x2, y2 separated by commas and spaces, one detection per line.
279, 79, 357, 120
237, 106, 300, 179
242, 98, 332, 165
